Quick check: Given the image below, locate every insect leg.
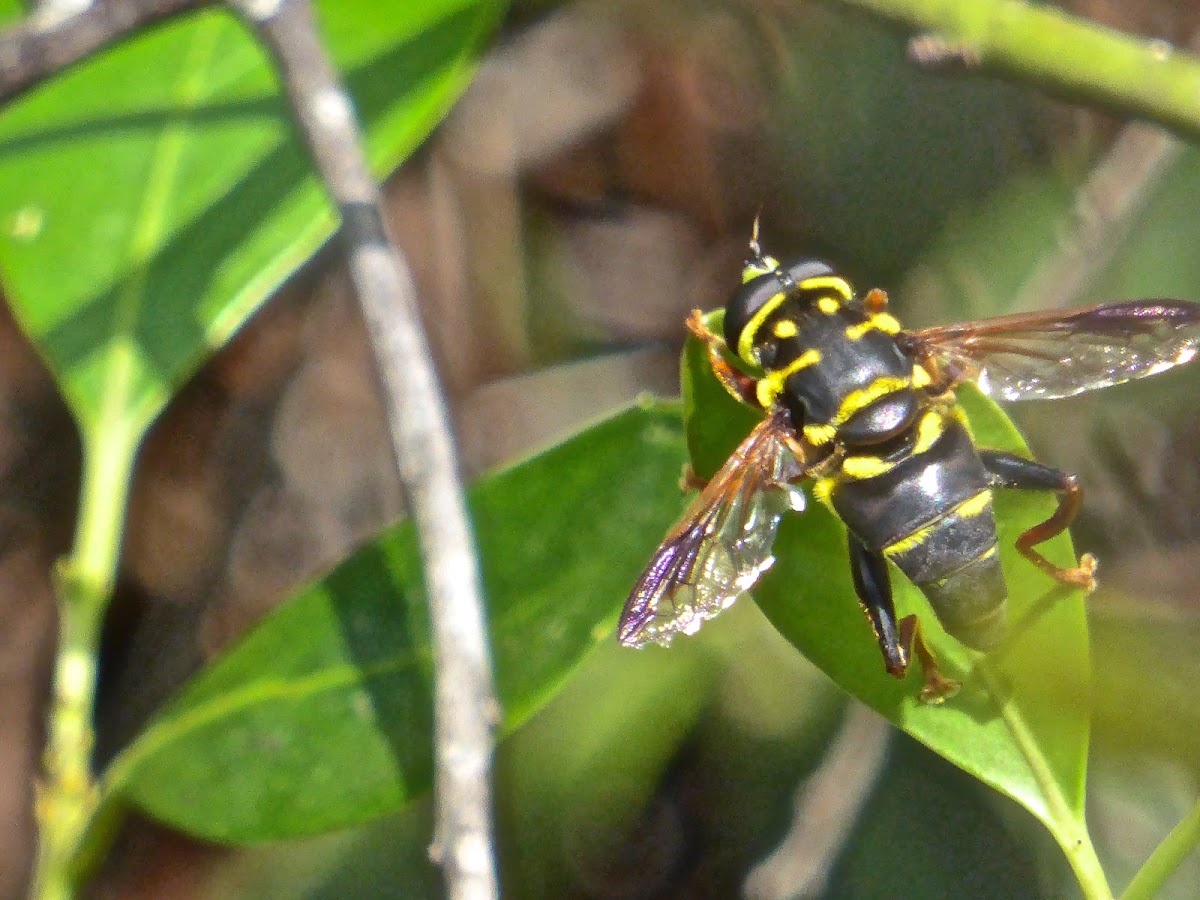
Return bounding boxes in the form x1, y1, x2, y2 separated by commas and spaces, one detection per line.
897, 616, 960, 704
979, 451, 1098, 592
847, 535, 959, 702
679, 464, 707, 492
848, 535, 904, 674
686, 308, 760, 408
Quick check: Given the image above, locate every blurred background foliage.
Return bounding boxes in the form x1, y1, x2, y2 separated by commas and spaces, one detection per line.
3, 0, 1200, 897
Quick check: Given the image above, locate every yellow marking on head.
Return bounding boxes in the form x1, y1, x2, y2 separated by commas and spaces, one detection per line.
742, 256, 780, 283
755, 348, 822, 408
773, 319, 798, 339
841, 455, 896, 480
953, 489, 993, 519
798, 275, 854, 301
978, 545, 998, 560
831, 376, 911, 426
803, 423, 838, 445
816, 296, 840, 315
911, 364, 932, 389
845, 312, 902, 341
912, 409, 945, 456
737, 290, 788, 364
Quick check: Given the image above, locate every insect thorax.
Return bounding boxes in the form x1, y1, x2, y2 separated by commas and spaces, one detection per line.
749, 296, 920, 447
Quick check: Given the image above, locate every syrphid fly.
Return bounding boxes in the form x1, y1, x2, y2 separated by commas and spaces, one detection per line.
619, 226, 1200, 700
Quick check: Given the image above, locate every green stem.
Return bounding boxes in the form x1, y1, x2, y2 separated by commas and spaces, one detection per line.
30, 421, 140, 900
977, 662, 1113, 900
835, 0, 1200, 143
1121, 796, 1200, 900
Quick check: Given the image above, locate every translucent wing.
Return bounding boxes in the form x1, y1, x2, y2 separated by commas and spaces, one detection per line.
902, 300, 1200, 401
619, 407, 809, 648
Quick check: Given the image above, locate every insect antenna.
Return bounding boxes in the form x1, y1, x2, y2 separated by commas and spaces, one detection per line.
748, 209, 765, 261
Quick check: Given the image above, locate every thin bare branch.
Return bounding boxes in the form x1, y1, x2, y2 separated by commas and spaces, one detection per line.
34, 0, 95, 22
1011, 121, 1182, 312
1011, 29, 1200, 312
744, 703, 890, 900
0, 0, 203, 103
225, 1, 499, 898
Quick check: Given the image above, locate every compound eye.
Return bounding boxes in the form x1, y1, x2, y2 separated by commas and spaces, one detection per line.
723, 273, 781, 361
782, 258, 836, 284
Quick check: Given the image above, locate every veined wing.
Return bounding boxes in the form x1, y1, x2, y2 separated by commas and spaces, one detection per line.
619, 407, 809, 648
901, 300, 1200, 401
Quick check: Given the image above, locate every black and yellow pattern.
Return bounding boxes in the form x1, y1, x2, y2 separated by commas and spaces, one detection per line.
724, 255, 1008, 654
621, 227, 1200, 702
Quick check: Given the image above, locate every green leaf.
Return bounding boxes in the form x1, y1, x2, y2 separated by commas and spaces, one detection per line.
0, 0, 504, 441
102, 404, 690, 842
680, 326, 1096, 876
826, 732, 1059, 899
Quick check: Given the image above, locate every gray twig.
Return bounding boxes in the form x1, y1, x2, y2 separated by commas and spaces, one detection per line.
2, 0, 501, 894
0, 0, 202, 102
1011, 120, 1182, 313
744, 703, 890, 900
226, 2, 498, 898
1011, 26, 1200, 313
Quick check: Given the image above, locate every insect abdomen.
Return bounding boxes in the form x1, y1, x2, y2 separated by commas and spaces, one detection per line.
824, 411, 1008, 650
886, 494, 1007, 651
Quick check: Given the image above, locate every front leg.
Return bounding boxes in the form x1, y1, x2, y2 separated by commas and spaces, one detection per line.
687, 309, 760, 408
979, 450, 1098, 592
847, 535, 959, 703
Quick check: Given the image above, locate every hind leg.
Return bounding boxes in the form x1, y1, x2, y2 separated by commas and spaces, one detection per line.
847, 535, 959, 703
979, 451, 1097, 592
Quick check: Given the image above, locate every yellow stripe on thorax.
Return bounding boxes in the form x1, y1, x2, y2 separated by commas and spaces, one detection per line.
773, 319, 798, 339
831, 376, 911, 426
834, 406, 949, 483
845, 312, 901, 340
912, 408, 945, 455
841, 454, 896, 479
756, 348, 822, 408
737, 289, 788, 364
803, 423, 837, 445
798, 275, 853, 301
812, 476, 836, 504
736, 274, 853, 363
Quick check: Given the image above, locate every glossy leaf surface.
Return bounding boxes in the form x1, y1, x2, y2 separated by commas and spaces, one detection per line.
0, 0, 502, 437
106, 405, 688, 842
